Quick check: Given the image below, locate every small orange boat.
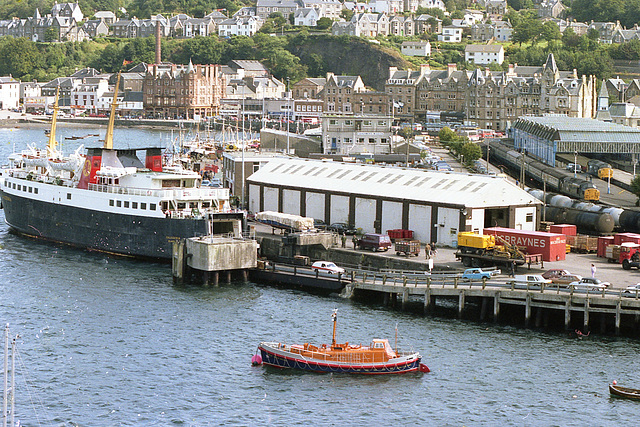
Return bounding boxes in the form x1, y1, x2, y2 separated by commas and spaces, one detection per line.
256, 310, 429, 374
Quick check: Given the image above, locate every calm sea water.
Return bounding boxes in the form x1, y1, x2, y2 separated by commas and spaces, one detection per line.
1, 125, 640, 425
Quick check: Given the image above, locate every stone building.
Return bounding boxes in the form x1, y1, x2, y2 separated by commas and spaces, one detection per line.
322, 73, 367, 113
143, 61, 225, 119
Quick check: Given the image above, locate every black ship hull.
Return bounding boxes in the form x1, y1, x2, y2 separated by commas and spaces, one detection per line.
1, 191, 240, 260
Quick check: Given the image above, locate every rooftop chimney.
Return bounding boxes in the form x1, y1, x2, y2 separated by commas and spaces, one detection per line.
447, 63, 457, 78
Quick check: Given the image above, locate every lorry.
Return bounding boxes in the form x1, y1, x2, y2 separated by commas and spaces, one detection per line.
622, 245, 640, 270
455, 232, 539, 269
461, 268, 501, 281
358, 233, 392, 251
394, 240, 421, 256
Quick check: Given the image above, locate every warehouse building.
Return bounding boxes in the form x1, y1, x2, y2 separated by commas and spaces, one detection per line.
247, 158, 542, 246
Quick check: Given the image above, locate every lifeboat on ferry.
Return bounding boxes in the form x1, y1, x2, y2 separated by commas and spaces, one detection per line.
257, 310, 428, 375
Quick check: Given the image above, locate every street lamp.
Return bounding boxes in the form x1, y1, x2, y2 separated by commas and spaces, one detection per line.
286, 77, 290, 154
574, 150, 578, 178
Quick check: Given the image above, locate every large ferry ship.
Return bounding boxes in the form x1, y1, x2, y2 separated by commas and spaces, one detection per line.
0, 78, 243, 260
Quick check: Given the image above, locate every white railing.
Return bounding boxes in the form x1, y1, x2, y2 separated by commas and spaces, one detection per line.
88, 183, 229, 200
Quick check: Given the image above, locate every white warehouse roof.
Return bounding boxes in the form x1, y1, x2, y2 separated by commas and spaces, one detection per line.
247, 158, 541, 209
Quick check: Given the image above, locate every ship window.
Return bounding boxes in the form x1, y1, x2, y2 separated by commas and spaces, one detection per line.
117, 200, 122, 207
202, 202, 210, 208
124, 201, 129, 208
28, 187, 32, 193
374, 342, 383, 348
109, 200, 114, 206
141, 203, 147, 210
189, 202, 197, 208
177, 202, 186, 209
17, 185, 21, 191
526, 213, 533, 222
150, 203, 156, 211
115, 179, 119, 185
67, 193, 71, 199
12, 183, 15, 189
132, 202, 138, 209
34, 188, 38, 194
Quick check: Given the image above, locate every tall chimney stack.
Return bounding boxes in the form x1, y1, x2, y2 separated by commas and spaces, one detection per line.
155, 22, 161, 64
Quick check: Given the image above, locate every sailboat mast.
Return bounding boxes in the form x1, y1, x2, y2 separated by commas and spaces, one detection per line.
104, 72, 121, 150
47, 86, 60, 157
331, 310, 337, 348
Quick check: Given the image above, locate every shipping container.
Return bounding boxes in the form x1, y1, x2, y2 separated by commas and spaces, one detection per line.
485, 227, 566, 262
597, 236, 615, 258
613, 232, 640, 246
549, 224, 577, 236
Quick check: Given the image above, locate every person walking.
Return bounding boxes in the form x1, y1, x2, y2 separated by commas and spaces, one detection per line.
341, 234, 346, 248
352, 235, 358, 249
425, 243, 431, 259
591, 263, 596, 278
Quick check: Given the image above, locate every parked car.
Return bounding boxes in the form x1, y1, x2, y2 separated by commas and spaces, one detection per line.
357, 233, 392, 251
461, 268, 501, 281
327, 222, 357, 235
569, 277, 610, 291
311, 261, 345, 275
624, 283, 640, 296
565, 163, 582, 173
542, 269, 570, 280
202, 178, 222, 187
513, 274, 552, 286
313, 219, 327, 230
551, 274, 582, 286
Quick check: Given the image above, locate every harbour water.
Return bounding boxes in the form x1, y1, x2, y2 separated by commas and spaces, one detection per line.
2, 125, 640, 425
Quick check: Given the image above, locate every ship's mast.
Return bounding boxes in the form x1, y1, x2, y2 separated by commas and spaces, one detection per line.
103, 72, 121, 150
47, 86, 60, 157
331, 309, 337, 348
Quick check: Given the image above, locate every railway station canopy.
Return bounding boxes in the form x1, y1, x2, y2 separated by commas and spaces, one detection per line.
511, 115, 640, 156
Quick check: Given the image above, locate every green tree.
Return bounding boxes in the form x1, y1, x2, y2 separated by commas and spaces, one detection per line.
438, 126, 458, 143
44, 27, 58, 42
460, 142, 482, 164
540, 21, 561, 43
316, 17, 333, 30
0, 37, 42, 78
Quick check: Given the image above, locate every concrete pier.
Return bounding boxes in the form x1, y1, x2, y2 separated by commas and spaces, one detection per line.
348, 271, 640, 336
173, 236, 257, 285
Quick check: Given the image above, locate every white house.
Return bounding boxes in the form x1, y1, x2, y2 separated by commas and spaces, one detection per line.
401, 40, 431, 56
183, 17, 216, 37
464, 44, 504, 65
294, 8, 320, 26
70, 79, 109, 113
218, 16, 263, 37
438, 26, 463, 42
0, 76, 20, 110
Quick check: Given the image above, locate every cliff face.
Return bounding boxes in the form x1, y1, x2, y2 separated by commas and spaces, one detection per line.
288, 35, 413, 90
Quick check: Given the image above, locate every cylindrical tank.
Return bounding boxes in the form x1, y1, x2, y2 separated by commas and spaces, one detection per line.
600, 207, 624, 227
619, 210, 640, 233
547, 194, 573, 208
572, 201, 596, 211
545, 207, 614, 234
527, 188, 545, 200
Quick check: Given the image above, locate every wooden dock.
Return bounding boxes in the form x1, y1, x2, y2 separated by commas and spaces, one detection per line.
345, 272, 640, 335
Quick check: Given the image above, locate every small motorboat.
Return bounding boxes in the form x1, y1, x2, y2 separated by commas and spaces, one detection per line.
609, 383, 640, 400
256, 310, 428, 375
